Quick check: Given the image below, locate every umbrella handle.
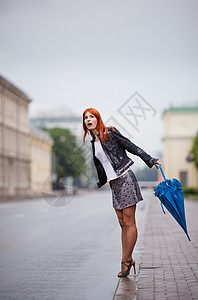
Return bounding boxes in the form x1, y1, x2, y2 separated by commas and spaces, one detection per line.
156, 164, 167, 181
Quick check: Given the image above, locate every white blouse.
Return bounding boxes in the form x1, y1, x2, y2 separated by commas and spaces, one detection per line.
94, 140, 130, 182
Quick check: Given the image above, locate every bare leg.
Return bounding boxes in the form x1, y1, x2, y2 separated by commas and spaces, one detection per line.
115, 209, 126, 258
115, 208, 133, 274
115, 205, 137, 275
122, 205, 137, 261
121, 223, 128, 260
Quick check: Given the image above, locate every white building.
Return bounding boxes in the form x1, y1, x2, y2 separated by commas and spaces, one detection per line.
0, 75, 31, 198
0, 74, 54, 199
30, 127, 53, 195
162, 105, 198, 187
30, 107, 83, 144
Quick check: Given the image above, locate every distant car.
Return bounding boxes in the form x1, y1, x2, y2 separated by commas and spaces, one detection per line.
64, 185, 77, 196
87, 183, 97, 190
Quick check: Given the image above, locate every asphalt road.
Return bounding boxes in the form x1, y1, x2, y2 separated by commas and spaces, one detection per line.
0, 188, 150, 300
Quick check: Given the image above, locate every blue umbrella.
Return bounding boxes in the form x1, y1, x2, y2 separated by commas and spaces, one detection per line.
154, 165, 191, 241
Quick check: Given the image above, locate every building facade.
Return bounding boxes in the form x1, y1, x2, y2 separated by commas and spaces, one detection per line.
162, 105, 198, 188
0, 75, 31, 198
30, 127, 53, 195
0, 75, 54, 199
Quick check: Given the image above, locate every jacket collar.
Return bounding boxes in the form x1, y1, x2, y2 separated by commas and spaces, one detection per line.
90, 132, 100, 143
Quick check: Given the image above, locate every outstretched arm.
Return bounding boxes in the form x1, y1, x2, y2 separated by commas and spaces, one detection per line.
112, 127, 159, 168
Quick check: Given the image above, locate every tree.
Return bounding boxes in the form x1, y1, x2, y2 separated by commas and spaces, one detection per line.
190, 130, 198, 170
43, 128, 86, 182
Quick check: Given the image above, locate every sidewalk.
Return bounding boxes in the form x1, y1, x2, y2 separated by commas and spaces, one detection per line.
114, 196, 198, 300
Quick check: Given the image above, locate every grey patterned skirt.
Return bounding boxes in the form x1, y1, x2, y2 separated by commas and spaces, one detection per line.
109, 169, 143, 210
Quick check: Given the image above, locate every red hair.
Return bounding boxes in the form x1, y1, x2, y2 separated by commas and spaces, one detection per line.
82, 108, 111, 145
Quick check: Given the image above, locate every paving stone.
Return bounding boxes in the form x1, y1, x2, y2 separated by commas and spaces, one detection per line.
135, 196, 198, 300
114, 194, 198, 299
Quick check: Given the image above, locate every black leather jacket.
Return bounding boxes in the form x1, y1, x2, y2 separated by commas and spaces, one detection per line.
90, 127, 158, 188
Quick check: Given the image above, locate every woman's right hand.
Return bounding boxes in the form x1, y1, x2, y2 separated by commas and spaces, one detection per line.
154, 160, 161, 167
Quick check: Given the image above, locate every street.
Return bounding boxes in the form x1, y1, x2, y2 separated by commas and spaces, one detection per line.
0, 188, 148, 300
2, 189, 196, 299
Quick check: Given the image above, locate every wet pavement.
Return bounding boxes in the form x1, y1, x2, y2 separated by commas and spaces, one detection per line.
0, 190, 117, 299
0, 189, 197, 299
0, 189, 146, 300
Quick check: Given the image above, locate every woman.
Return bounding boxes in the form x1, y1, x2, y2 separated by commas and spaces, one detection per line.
82, 108, 160, 277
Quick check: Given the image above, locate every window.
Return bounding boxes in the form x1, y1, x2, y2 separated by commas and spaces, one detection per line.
179, 171, 188, 187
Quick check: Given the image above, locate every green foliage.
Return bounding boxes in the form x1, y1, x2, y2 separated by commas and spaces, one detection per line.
190, 131, 198, 170
183, 187, 198, 197
43, 128, 86, 181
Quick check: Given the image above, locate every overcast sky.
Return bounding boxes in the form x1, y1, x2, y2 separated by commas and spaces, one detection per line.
0, 0, 198, 164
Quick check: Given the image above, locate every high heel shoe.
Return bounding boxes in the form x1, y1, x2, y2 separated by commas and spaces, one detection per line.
117, 259, 136, 277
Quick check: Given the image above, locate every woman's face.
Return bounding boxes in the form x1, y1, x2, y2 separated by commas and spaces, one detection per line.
84, 112, 97, 131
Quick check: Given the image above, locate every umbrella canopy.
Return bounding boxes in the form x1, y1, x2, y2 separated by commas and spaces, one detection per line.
154, 165, 191, 241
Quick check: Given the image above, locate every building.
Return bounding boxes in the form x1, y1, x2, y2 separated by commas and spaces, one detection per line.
0, 75, 54, 199
30, 107, 83, 144
30, 127, 53, 195
0, 75, 32, 198
162, 105, 198, 187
